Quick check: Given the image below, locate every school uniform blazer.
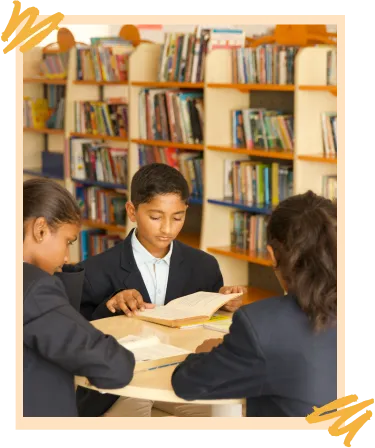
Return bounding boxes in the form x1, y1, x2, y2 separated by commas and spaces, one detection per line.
77, 228, 224, 321
23, 262, 135, 417
74, 228, 224, 416
171, 294, 337, 417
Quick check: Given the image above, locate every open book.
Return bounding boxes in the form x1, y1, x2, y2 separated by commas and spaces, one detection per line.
134, 291, 242, 328
117, 335, 190, 372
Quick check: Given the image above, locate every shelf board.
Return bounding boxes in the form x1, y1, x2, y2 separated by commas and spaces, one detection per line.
71, 178, 127, 190
207, 145, 294, 160
299, 85, 337, 95
82, 220, 126, 233
298, 154, 337, 164
207, 83, 295, 92
70, 132, 128, 142
242, 286, 278, 305
23, 169, 64, 180
24, 127, 64, 135
73, 80, 128, 86
207, 246, 272, 266
131, 81, 204, 89
131, 139, 204, 151
23, 77, 67, 85
207, 199, 273, 214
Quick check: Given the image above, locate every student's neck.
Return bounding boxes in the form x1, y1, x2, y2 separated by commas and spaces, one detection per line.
136, 232, 170, 259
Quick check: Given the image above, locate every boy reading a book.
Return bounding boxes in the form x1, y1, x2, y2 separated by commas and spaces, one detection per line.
76, 163, 246, 417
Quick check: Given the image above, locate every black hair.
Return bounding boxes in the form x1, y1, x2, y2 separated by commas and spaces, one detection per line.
267, 190, 337, 332
23, 178, 81, 239
130, 163, 189, 208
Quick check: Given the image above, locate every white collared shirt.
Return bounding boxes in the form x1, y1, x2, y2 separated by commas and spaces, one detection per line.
131, 230, 173, 306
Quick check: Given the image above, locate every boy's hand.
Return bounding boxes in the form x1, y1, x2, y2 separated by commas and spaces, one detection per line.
195, 338, 223, 353
106, 289, 155, 317
219, 285, 247, 312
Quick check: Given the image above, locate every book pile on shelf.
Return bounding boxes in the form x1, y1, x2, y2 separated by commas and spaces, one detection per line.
40, 53, 69, 79
80, 229, 122, 261
71, 139, 128, 186
74, 98, 128, 137
231, 45, 298, 84
76, 185, 127, 226
23, 97, 49, 129
76, 37, 133, 81
139, 146, 203, 199
158, 28, 245, 83
322, 175, 337, 201
224, 160, 293, 206
232, 108, 294, 151
139, 90, 203, 144
46, 85, 65, 129
321, 112, 337, 156
230, 211, 268, 254
326, 49, 337, 85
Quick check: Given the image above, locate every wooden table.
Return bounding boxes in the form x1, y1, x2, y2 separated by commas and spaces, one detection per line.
75, 314, 245, 417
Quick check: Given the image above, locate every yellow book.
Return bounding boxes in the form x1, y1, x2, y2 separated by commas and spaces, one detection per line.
203, 319, 232, 333
179, 313, 231, 329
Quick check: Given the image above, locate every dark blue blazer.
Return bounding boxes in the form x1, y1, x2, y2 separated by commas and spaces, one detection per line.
23, 262, 135, 417
171, 294, 337, 417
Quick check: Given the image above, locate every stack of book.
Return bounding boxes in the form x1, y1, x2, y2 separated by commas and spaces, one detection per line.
23, 97, 49, 129
230, 211, 268, 254
40, 53, 69, 79
46, 85, 65, 129
321, 112, 337, 156
80, 230, 122, 260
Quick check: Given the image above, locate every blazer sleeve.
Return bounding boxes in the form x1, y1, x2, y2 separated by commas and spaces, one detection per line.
54, 264, 85, 312
77, 260, 124, 321
171, 308, 266, 400
209, 256, 224, 293
23, 275, 135, 390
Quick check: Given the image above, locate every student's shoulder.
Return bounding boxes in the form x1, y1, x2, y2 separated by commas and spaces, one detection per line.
23, 263, 63, 297
237, 294, 305, 337
174, 240, 219, 267
23, 263, 68, 313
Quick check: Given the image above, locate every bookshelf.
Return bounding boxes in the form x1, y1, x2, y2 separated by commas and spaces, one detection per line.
199, 44, 336, 287
23, 45, 67, 184
23, 29, 337, 294
64, 43, 131, 262
294, 46, 337, 195
128, 43, 205, 242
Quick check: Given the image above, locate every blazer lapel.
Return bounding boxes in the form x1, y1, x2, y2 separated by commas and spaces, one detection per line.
165, 241, 191, 305
120, 229, 151, 303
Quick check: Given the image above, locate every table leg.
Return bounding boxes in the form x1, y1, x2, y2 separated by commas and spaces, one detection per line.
211, 403, 243, 417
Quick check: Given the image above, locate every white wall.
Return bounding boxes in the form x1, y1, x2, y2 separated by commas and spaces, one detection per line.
37, 25, 113, 46
39, 23, 337, 47
109, 24, 337, 43
108, 24, 275, 43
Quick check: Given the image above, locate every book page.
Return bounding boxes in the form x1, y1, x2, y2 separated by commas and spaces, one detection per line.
138, 291, 241, 321
117, 335, 160, 350
166, 291, 241, 317
117, 334, 190, 362
137, 305, 200, 321
130, 343, 190, 362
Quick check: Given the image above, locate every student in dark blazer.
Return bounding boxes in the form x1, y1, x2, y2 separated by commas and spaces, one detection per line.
171, 191, 337, 417
76, 163, 246, 417
23, 179, 135, 417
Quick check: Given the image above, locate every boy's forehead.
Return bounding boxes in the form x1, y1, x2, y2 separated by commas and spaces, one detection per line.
142, 193, 187, 211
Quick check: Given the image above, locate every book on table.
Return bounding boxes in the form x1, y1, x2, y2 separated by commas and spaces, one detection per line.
133, 291, 242, 328
117, 334, 191, 373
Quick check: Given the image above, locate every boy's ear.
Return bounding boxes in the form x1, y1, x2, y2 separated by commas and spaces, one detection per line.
126, 201, 137, 223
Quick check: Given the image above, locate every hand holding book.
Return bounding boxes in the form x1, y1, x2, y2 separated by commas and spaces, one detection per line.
219, 285, 247, 312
